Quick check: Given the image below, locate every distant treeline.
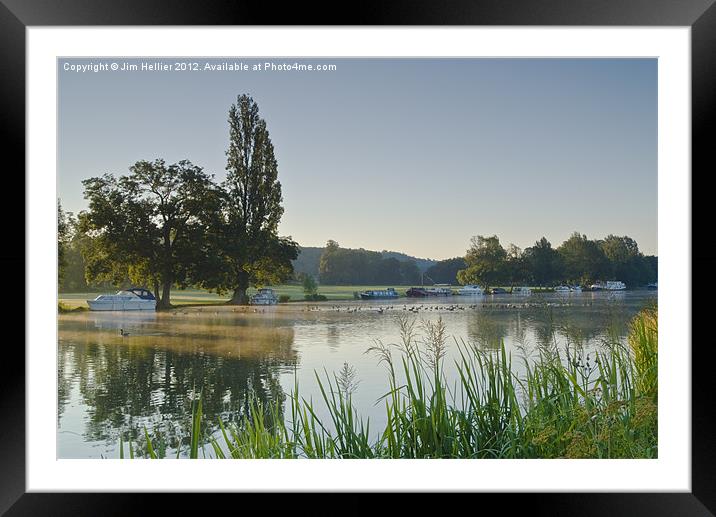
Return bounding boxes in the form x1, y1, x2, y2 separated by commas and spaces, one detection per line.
292, 245, 436, 280
452, 234, 656, 289
310, 233, 656, 289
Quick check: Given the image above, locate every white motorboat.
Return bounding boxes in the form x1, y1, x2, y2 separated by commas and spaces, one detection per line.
554, 285, 571, 293
512, 286, 532, 296
458, 285, 484, 296
604, 281, 626, 291
590, 281, 626, 291
570, 285, 582, 292
250, 288, 279, 305
87, 288, 157, 311
430, 284, 454, 296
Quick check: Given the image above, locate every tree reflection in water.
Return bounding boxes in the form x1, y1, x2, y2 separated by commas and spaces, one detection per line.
466, 311, 509, 350
58, 323, 297, 455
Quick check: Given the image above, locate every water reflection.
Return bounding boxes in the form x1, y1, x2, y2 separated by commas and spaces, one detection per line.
467, 311, 509, 349
58, 313, 297, 455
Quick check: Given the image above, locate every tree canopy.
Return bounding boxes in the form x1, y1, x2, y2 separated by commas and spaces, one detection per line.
523, 237, 562, 287
456, 235, 508, 289
557, 232, 611, 285
79, 159, 218, 308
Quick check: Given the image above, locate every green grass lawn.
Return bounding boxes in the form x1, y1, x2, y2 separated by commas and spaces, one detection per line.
58, 285, 411, 308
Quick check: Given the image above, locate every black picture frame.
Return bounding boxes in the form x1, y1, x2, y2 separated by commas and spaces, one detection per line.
4, 0, 713, 513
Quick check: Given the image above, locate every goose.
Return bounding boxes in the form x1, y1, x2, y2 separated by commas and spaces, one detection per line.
119, 328, 130, 337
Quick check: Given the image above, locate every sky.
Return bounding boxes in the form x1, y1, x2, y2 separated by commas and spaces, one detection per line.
58, 58, 657, 259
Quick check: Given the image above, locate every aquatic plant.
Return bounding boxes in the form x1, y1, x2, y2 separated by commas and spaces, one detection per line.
125, 307, 658, 459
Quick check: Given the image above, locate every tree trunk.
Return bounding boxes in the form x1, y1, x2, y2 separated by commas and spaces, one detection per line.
158, 281, 172, 309
157, 224, 174, 310
229, 271, 250, 305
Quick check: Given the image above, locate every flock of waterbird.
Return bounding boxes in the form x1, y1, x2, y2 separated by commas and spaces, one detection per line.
313, 300, 593, 314
118, 299, 596, 336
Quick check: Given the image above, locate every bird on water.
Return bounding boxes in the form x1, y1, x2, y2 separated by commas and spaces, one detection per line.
119, 328, 130, 337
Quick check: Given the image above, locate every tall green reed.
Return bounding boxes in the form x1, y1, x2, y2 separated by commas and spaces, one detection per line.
121, 307, 658, 459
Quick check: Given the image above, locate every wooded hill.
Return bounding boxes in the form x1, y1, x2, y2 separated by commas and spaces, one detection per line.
292, 246, 437, 278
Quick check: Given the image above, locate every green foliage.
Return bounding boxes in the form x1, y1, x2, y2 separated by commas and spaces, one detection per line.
600, 235, 655, 287
301, 274, 318, 295
557, 232, 610, 285
58, 200, 70, 285
291, 246, 323, 277
523, 237, 562, 286
319, 241, 422, 285
304, 294, 327, 301
124, 309, 657, 459
79, 159, 218, 308
628, 305, 658, 399
453, 232, 655, 289
457, 235, 508, 289
425, 257, 466, 285
278, 295, 291, 303
57, 302, 87, 313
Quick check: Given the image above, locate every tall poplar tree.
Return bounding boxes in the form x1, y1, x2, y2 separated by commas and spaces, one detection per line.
217, 94, 298, 304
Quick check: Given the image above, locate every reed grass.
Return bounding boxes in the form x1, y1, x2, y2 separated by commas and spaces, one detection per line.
122, 306, 658, 459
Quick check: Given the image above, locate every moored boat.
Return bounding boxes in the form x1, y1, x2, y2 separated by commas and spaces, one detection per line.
457, 285, 484, 296
512, 286, 532, 296
590, 281, 626, 291
554, 285, 571, 293
250, 288, 279, 305
406, 286, 451, 297
87, 288, 157, 311
359, 288, 399, 300
604, 281, 626, 291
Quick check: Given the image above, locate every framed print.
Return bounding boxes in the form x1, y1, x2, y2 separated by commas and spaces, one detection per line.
5, 0, 715, 513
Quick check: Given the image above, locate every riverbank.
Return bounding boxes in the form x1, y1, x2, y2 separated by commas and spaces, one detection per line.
58, 285, 604, 310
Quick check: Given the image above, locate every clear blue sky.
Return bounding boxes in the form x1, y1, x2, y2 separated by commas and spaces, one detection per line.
58, 58, 657, 259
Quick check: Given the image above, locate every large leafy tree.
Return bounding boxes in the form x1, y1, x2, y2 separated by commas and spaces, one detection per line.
557, 232, 610, 285
206, 94, 298, 304
599, 234, 652, 287
79, 159, 218, 308
504, 244, 529, 287
523, 237, 563, 287
456, 235, 508, 289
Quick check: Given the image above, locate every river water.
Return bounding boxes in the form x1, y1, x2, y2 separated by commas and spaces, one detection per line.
57, 290, 656, 458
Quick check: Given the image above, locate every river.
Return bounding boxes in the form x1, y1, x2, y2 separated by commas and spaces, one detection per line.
57, 290, 656, 458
